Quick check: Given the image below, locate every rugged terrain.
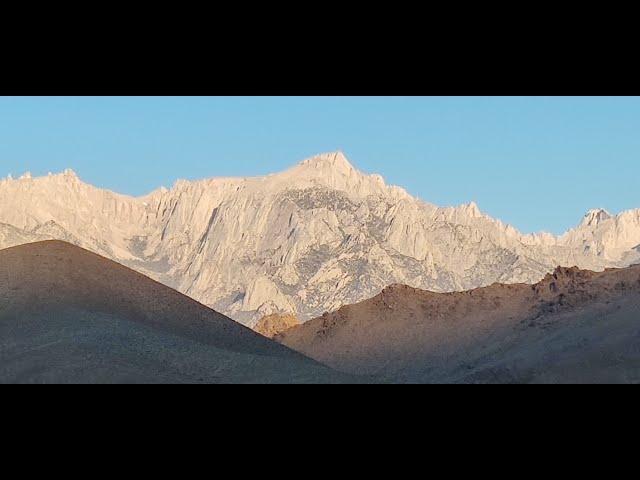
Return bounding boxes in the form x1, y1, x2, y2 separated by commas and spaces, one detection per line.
254, 313, 300, 339
2, 153, 639, 325
0, 241, 351, 384
278, 265, 640, 383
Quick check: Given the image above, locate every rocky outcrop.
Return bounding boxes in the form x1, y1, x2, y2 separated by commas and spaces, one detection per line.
254, 313, 301, 338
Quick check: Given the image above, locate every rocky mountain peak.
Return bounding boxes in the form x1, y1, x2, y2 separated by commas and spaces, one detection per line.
581, 208, 611, 227
463, 201, 482, 218
298, 151, 354, 173
276, 151, 396, 199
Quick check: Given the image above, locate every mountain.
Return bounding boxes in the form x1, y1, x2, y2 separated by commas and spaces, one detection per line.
1, 152, 639, 325
277, 265, 640, 383
0, 241, 351, 384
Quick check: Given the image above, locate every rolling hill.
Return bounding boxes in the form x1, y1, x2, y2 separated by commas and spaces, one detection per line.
0, 241, 352, 384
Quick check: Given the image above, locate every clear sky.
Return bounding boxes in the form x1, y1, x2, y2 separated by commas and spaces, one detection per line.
0, 96, 638, 234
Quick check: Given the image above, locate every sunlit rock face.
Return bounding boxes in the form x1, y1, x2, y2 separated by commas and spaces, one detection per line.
2, 152, 639, 325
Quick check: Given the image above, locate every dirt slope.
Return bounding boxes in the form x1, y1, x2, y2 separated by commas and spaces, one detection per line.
278, 266, 640, 383
0, 241, 352, 384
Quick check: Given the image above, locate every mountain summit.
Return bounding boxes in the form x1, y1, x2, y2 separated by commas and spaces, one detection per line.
1, 153, 639, 324
278, 151, 405, 200
298, 151, 355, 172
581, 208, 612, 227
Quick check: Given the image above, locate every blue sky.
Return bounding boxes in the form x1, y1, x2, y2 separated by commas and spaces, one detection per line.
0, 96, 638, 234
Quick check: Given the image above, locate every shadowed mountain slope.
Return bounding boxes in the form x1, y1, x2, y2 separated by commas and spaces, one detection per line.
278, 265, 640, 383
0, 241, 352, 384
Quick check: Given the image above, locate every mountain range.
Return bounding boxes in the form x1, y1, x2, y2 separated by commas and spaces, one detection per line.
2, 152, 639, 326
